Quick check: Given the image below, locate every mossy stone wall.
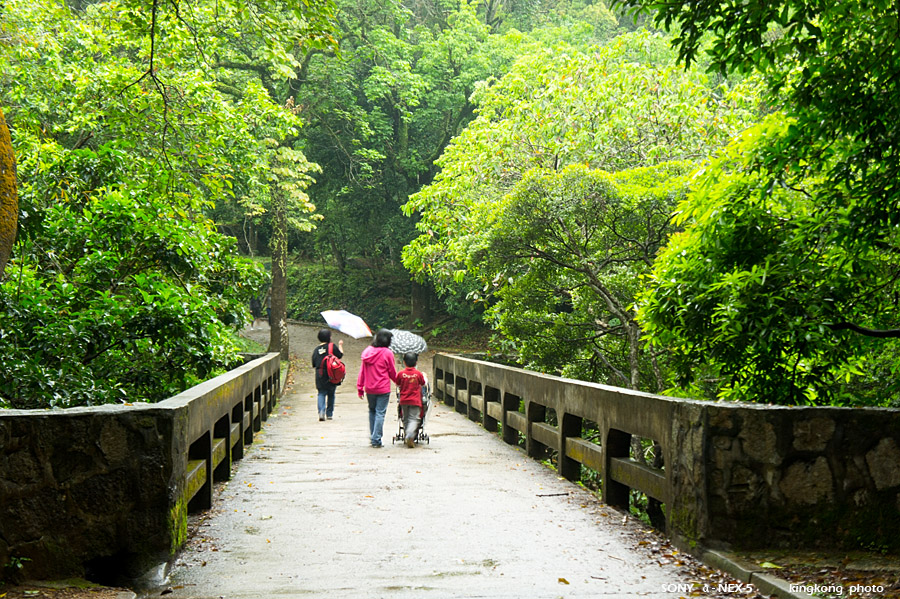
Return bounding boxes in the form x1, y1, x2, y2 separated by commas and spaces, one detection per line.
0, 405, 186, 579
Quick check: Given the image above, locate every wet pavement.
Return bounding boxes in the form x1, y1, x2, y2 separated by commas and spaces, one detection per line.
161, 323, 696, 598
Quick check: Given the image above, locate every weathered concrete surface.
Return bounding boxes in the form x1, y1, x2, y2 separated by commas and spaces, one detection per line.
0, 354, 280, 580
164, 325, 692, 598
0, 404, 184, 579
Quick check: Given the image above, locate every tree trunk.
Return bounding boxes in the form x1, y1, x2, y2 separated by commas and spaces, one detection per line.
397, 113, 409, 162
0, 108, 18, 279
410, 281, 432, 328
485, 0, 503, 30
626, 321, 641, 391
268, 187, 289, 361
330, 236, 345, 272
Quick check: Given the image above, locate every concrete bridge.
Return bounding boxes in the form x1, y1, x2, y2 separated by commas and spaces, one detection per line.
161, 326, 693, 598
2, 323, 898, 598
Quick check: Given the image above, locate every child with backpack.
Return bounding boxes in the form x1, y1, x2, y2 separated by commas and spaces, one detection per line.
396, 352, 427, 448
312, 329, 345, 421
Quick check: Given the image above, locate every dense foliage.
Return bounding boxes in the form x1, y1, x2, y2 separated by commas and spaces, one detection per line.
286, 261, 413, 328
277, 0, 615, 267
639, 117, 900, 406
403, 32, 760, 390
6, 0, 896, 408
623, 0, 900, 405
1, 145, 265, 407
0, 0, 325, 406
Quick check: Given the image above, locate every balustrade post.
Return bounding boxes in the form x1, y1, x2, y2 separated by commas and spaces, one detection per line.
604, 428, 631, 509
560, 413, 582, 482
501, 392, 520, 445
526, 401, 548, 460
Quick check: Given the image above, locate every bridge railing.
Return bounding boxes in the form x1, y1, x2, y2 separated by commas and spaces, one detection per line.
433, 353, 671, 512
433, 353, 900, 554
0, 353, 281, 580
168, 352, 282, 513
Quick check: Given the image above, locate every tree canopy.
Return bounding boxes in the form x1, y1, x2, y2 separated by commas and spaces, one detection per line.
622, 0, 900, 405
403, 32, 761, 390
0, 0, 328, 406
5, 0, 897, 408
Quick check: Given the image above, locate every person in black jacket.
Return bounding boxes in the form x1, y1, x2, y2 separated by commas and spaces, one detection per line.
312, 329, 344, 421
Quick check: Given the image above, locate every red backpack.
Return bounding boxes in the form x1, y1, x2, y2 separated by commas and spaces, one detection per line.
320, 342, 346, 385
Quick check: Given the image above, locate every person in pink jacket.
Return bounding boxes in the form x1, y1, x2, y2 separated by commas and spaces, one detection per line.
357, 329, 398, 447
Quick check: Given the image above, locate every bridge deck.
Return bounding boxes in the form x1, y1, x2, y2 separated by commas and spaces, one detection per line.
165, 326, 692, 598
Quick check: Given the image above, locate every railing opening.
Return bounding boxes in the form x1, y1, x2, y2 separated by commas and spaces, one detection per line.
528, 402, 556, 463
187, 434, 211, 513
467, 380, 483, 423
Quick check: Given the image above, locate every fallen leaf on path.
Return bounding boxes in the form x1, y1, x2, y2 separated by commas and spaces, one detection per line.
558, 578, 570, 585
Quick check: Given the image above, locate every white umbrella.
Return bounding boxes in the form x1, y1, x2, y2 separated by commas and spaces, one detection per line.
321, 310, 373, 339
388, 329, 428, 355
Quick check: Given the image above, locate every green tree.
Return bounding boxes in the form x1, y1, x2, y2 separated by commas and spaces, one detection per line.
403, 32, 760, 389
291, 0, 530, 269
0, 143, 266, 408
620, 0, 900, 405
612, 0, 900, 242
485, 163, 691, 390
638, 116, 900, 406
267, 143, 321, 359
0, 0, 329, 405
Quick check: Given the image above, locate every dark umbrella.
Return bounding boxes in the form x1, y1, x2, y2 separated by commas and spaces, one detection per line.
388, 329, 428, 355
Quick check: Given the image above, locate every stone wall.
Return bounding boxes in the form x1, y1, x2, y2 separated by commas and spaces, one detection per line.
0, 353, 281, 580
0, 405, 186, 578
697, 405, 900, 552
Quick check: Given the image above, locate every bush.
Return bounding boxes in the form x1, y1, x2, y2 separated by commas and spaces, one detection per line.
0, 145, 266, 409
286, 261, 411, 329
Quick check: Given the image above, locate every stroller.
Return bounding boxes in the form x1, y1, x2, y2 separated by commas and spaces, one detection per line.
392, 382, 431, 445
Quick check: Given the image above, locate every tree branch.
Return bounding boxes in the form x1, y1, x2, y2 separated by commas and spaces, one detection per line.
828, 322, 900, 338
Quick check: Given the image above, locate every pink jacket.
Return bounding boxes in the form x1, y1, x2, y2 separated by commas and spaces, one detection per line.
357, 346, 397, 396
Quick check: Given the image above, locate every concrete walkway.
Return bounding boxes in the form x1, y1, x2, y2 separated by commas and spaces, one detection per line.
164, 324, 695, 598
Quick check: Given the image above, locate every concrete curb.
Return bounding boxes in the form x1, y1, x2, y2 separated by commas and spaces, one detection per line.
702, 550, 816, 599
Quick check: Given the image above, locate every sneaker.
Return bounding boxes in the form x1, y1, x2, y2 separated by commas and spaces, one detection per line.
371, 442, 383, 448
405, 437, 415, 448
318, 412, 325, 421
326, 415, 333, 420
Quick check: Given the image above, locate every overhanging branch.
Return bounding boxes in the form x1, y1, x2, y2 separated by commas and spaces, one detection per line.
828, 322, 900, 338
